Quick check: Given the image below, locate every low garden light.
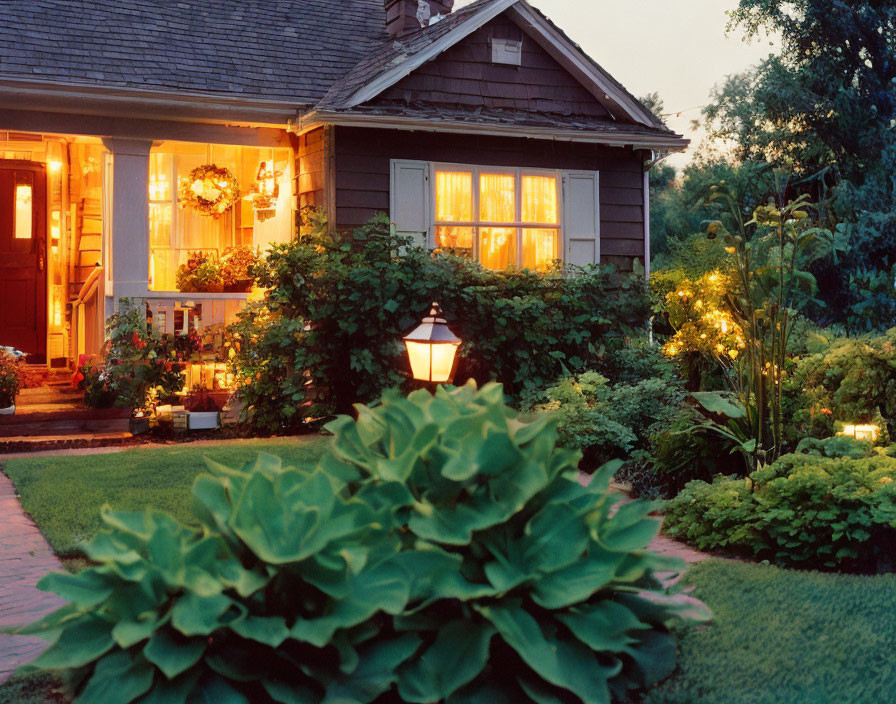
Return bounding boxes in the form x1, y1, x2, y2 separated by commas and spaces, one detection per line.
840, 424, 881, 443
403, 302, 461, 384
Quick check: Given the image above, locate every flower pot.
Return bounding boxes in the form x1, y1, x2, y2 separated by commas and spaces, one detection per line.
204, 283, 225, 293
224, 279, 253, 293
0, 404, 15, 416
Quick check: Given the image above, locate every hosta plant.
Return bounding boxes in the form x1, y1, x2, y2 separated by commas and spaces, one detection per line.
13, 382, 708, 703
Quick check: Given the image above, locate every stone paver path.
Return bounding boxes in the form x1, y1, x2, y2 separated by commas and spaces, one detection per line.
0, 471, 66, 684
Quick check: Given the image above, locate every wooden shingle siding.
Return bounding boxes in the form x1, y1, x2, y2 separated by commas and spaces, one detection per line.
371, 16, 613, 119
295, 127, 327, 209
333, 126, 647, 266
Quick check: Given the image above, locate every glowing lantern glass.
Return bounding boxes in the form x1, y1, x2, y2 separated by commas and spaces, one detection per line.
403, 303, 461, 384
841, 424, 881, 443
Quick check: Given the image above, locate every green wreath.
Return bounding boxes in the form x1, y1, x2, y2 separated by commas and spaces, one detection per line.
178, 164, 240, 217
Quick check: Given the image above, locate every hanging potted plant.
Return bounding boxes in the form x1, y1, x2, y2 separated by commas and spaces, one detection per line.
175, 252, 224, 293
220, 245, 260, 293
0, 349, 24, 415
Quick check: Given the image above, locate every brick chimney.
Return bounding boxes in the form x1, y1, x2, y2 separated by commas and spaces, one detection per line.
385, 0, 454, 39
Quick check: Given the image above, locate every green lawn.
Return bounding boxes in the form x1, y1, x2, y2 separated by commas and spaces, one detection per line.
1, 437, 329, 557
646, 560, 896, 704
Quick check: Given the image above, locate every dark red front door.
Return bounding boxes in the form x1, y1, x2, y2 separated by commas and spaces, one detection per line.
0, 161, 47, 361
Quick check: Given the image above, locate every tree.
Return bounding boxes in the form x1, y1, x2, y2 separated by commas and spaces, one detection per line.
699, 0, 896, 328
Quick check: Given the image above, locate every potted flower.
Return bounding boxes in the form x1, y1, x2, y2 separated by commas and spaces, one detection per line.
0, 349, 24, 415
220, 245, 259, 293
176, 252, 224, 293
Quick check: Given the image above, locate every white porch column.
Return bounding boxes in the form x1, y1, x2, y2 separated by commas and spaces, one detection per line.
101, 138, 152, 310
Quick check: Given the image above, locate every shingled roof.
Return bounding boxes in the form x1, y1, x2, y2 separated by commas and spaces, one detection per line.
0, 0, 389, 107
0, 0, 685, 147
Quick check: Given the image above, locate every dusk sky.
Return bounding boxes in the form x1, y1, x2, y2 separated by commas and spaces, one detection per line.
456, 0, 777, 170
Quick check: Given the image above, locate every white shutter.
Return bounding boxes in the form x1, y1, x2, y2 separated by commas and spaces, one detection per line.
562, 171, 600, 266
390, 160, 432, 249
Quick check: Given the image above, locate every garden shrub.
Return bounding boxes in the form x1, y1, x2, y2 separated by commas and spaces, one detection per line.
14, 382, 708, 703
664, 452, 896, 570
77, 299, 198, 410
795, 435, 874, 459
785, 329, 896, 441
229, 212, 650, 428
522, 370, 686, 471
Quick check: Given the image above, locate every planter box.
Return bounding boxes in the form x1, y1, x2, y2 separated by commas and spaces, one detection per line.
188, 411, 220, 430
172, 411, 189, 431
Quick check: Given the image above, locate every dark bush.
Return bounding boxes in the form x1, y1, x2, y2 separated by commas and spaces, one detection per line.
230, 213, 650, 428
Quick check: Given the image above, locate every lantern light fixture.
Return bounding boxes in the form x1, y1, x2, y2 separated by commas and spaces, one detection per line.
840, 424, 881, 443
403, 302, 461, 384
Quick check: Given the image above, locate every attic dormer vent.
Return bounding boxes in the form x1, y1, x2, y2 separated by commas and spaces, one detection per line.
491, 37, 522, 66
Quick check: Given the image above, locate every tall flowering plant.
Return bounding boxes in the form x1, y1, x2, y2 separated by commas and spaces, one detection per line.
0, 350, 24, 408
674, 192, 845, 463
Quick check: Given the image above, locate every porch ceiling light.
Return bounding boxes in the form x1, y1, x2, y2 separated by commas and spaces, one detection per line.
403, 302, 461, 384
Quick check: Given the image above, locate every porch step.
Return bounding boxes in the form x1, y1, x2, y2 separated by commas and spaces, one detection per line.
0, 418, 130, 438
0, 432, 133, 454
0, 406, 129, 428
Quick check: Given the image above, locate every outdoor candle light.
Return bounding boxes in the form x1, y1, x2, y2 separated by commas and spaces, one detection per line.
841, 424, 881, 443
403, 302, 461, 384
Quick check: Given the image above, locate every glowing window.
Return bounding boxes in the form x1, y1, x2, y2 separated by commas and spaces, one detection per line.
14, 172, 33, 240
434, 165, 560, 271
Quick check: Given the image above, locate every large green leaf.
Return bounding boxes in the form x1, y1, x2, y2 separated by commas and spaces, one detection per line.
691, 391, 746, 419
230, 615, 289, 648
477, 602, 619, 704
143, 629, 206, 679
29, 616, 115, 670
555, 601, 649, 652
38, 570, 113, 607
76, 650, 155, 704
323, 634, 421, 704
531, 549, 626, 609
170, 593, 235, 637
397, 621, 495, 702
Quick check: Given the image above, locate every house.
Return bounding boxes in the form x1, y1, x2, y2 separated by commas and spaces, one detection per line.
0, 0, 687, 368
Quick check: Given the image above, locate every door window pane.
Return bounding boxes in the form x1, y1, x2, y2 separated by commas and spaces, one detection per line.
522, 175, 558, 224
436, 226, 474, 258
14, 172, 33, 240
435, 171, 472, 222
480, 227, 516, 270
522, 229, 559, 270
479, 173, 515, 222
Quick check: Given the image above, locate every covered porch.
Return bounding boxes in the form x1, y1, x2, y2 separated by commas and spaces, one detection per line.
0, 122, 295, 374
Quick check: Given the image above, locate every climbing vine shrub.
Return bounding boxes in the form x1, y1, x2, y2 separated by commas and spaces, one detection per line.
13, 383, 708, 703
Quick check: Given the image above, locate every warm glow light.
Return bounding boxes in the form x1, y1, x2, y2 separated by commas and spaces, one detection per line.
47, 160, 63, 173
403, 303, 462, 384
14, 179, 33, 240
840, 424, 881, 443
405, 341, 460, 384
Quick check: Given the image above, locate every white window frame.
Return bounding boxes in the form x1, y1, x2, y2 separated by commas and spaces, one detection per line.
430, 162, 563, 268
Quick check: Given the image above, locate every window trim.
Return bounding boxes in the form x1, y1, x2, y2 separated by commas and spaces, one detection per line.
430, 162, 563, 267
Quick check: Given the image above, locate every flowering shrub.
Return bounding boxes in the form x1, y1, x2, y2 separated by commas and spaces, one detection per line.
664, 452, 896, 570
13, 382, 708, 703
661, 271, 744, 362
785, 328, 896, 441
80, 300, 199, 409
176, 252, 223, 292
0, 349, 24, 407
219, 245, 259, 289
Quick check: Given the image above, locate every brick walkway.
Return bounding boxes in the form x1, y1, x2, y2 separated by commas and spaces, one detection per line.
0, 471, 66, 684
